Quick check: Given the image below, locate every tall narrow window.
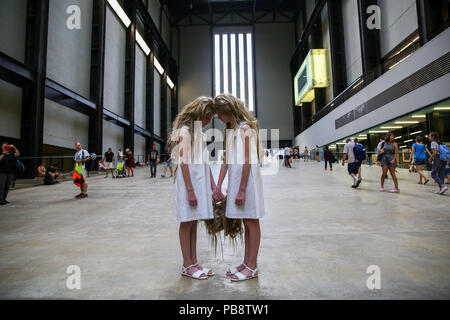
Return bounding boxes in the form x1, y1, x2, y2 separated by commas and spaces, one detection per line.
222, 34, 229, 94
214, 34, 221, 96
230, 34, 237, 96
238, 33, 246, 105
246, 33, 254, 112
213, 31, 255, 111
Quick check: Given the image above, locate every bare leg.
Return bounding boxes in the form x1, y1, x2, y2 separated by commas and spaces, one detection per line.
243, 223, 250, 265
190, 220, 198, 264
231, 219, 260, 279
389, 167, 399, 189
381, 167, 388, 187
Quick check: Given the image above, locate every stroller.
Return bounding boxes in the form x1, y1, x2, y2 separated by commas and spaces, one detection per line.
112, 161, 126, 178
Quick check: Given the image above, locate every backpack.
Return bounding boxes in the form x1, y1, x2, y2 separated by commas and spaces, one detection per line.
15, 160, 25, 176
439, 144, 450, 161
354, 143, 367, 161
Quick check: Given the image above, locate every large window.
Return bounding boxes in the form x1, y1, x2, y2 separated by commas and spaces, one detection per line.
214, 31, 255, 111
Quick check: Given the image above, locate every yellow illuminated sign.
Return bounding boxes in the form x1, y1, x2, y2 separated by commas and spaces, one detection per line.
294, 49, 329, 106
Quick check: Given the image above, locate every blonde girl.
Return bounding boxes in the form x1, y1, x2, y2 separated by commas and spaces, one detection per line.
169, 96, 217, 280
212, 93, 265, 282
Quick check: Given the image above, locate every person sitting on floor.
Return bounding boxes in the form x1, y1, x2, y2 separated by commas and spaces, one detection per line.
37, 164, 46, 177
44, 164, 63, 185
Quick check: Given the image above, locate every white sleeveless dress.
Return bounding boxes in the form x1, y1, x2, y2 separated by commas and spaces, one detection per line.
173, 126, 214, 222
225, 122, 265, 219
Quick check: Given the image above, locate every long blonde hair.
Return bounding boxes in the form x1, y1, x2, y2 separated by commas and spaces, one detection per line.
167, 96, 215, 162
213, 93, 262, 162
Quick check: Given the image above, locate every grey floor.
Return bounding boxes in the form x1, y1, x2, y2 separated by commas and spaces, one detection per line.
0, 161, 449, 299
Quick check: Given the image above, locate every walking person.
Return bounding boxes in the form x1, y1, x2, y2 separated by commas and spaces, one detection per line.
147, 144, 159, 178
411, 136, 431, 185
377, 137, 388, 181
428, 132, 448, 195
161, 147, 173, 178
283, 146, 291, 168
102, 147, 115, 178
303, 146, 309, 161
342, 138, 362, 188
315, 145, 320, 162
169, 96, 216, 280
353, 138, 365, 182
73, 142, 90, 199
324, 146, 333, 171
378, 132, 400, 193
0, 142, 20, 205
124, 148, 135, 177
213, 93, 265, 282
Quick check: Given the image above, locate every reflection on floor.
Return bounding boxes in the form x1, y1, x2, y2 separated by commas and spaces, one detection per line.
0, 161, 449, 299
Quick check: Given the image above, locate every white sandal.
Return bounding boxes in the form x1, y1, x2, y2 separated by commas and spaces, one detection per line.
181, 264, 208, 280
230, 264, 258, 282
194, 264, 214, 276
226, 264, 245, 277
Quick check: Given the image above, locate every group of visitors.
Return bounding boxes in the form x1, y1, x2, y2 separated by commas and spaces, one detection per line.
340, 131, 449, 195
99, 147, 136, 178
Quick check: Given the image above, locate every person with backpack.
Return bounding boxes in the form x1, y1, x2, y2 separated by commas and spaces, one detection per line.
428, 132, 448, 195
342, 138, 362, 188
378, 132, 400, 193
0, 142, 20, 205
353, 138, 366, 182
411, 136, 431, 185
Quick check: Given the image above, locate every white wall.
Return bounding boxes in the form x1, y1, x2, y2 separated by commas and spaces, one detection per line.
104, 5, 126, 117
342, 0, 363, 85
379, 0, 418, 57
154, 71, 161, 136
134, 134, 146, 162
135, 44, 147, 128
294, 28, 450, 149
47, 0, 92, 98
254, 23, 295, 141
43, 99, 89, 149
102, 120, 124, 153
0, 80, 22, 139
0, 0, 27, 63
178, 26, 212, 109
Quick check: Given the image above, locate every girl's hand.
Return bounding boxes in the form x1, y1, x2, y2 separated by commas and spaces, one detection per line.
188, 189, 197, 207
235, 189, 246, 206
391, 159, 395, 164
213, 187, 225, 203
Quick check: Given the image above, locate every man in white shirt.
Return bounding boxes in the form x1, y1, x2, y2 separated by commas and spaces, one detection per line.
73, 141, 90, 199
342, 138, 361, 188
284, 146, 291, 168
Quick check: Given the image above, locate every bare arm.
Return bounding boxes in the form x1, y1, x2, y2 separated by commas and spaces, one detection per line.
179, 132, 197, 207
392, 143, 398, 163
235, 125, 251, 206
209, 168, 216, 191
411, 145, 416, 159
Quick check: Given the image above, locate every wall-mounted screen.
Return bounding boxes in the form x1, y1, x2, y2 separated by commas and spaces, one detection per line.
294, 49, 329, 106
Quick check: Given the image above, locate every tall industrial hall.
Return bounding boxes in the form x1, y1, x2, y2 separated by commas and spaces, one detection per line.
0, 0, 449, 305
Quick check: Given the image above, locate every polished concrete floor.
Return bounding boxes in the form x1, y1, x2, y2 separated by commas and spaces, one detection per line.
0, 160, 449, 299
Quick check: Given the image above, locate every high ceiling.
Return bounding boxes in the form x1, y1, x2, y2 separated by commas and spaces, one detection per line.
164, 0, 302, 18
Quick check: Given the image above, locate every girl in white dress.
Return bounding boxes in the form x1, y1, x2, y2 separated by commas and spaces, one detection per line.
168, 96, 217, 280
212, 93, 265, 282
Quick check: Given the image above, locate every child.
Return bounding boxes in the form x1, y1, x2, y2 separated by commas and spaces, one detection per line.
212, 93, 265, 282
169, 96, 217, 280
